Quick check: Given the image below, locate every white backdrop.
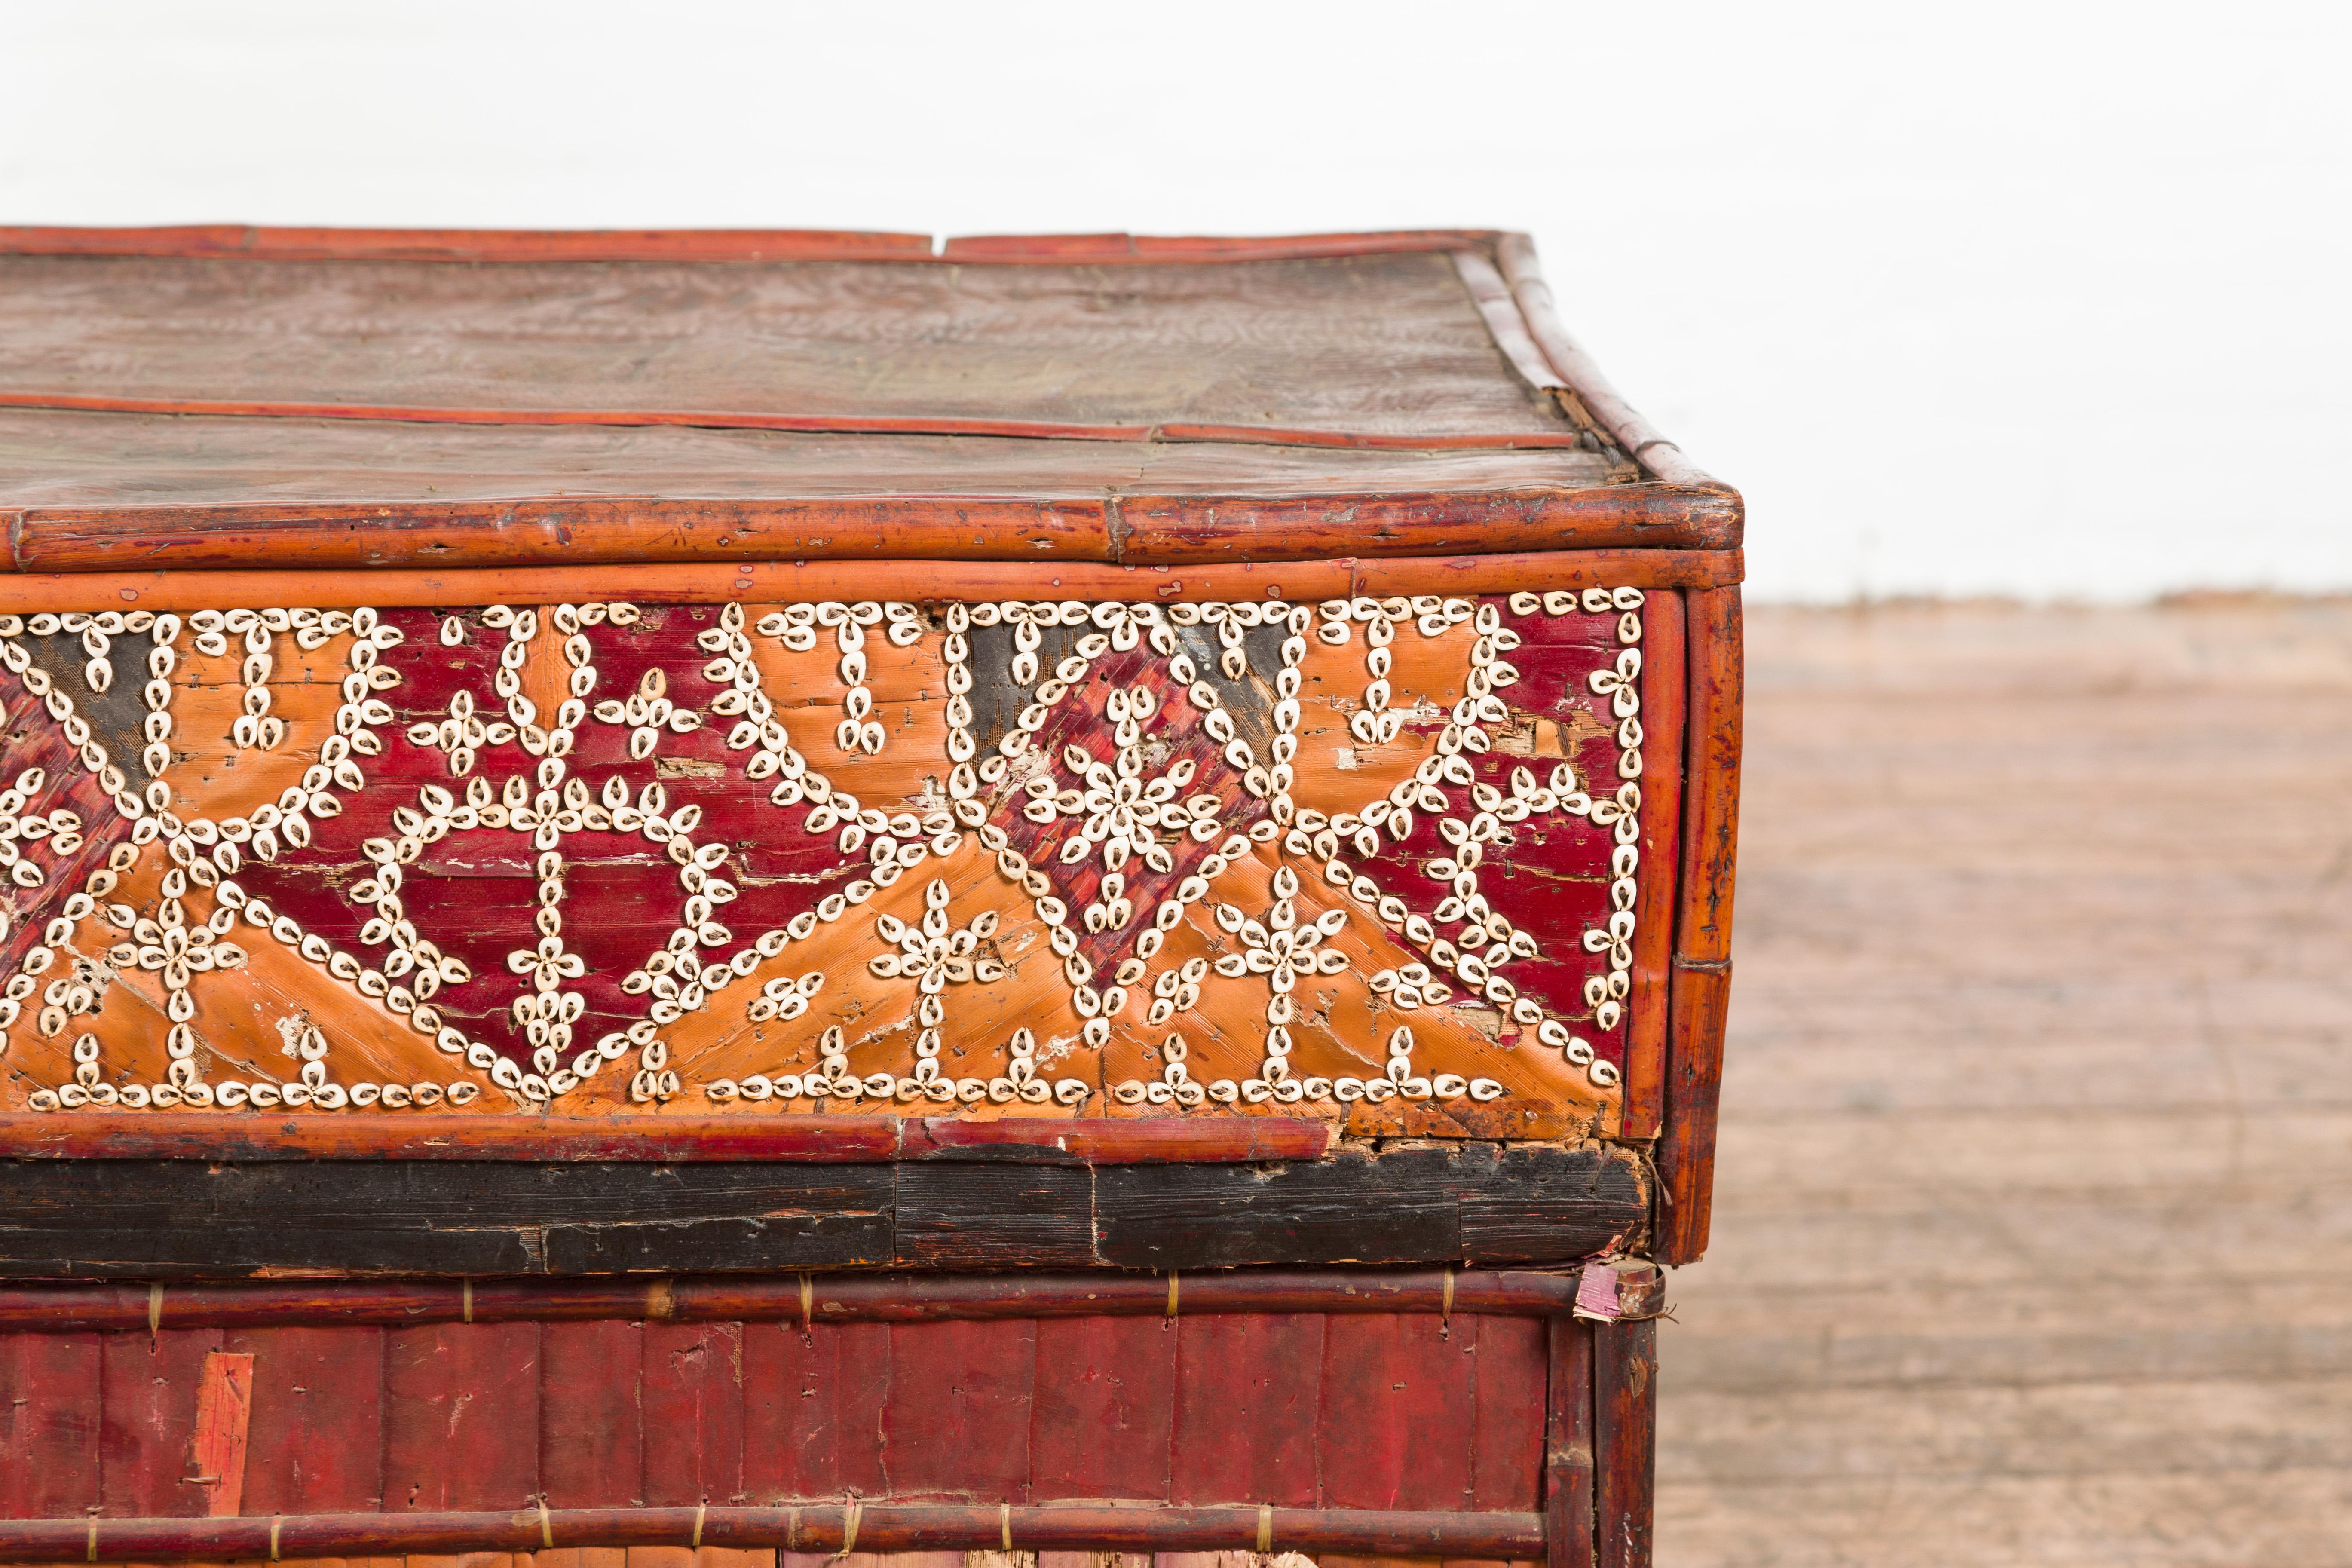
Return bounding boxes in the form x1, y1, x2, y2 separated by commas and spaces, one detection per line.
4, 1, 2345, 602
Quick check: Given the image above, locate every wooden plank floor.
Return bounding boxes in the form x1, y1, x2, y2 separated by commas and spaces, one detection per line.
1659, 599, 2352, 1566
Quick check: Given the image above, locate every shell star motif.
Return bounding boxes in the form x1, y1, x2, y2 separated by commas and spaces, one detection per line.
868, 880, 1008, 992
1210, 866, 1351, 1008
1033, 691, 1223, 877
1198, 866, 1352, 1106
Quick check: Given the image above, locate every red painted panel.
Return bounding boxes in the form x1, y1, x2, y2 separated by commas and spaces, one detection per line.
1168, 1314, 1323, 1507
99, 1326, 222, 1516
995, 637, 1275, 982
0, 654, 135, 982
540, 1320, 645, 1507
228, 1325, 385, 1515
1470, 1315, 1549, 1513
1029, 1315, 1176, 1502
0, 1305, 1562, 1540
1322, 607, 1638, 1068
641, 1322, 747, 1506
383, 1323, 540, 1511
879, 1319, 1035, 1502
1319, 1314, 1476, 1510
0, 1330, 101, 1518
242, 605, 851, 1067
742, 1322, 890, 1503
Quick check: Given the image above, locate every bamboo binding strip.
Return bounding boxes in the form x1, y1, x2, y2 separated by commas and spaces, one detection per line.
0, 1505, 1546, 1564
0, 1266, 1595, 1333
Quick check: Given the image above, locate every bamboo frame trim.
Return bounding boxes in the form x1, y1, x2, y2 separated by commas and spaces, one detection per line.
0, 549, 1742, 613
1544, 1315, 1599, 1568
0, 1266, 1590, 1332
0, 393, 1591, 453
1496, 233, 1735, 497
0, 394, 1151, 444
1, 485, 1740, 576
0, 225, 1505, 266
1452, 251, 1573, 401
0, 1113, 1333, 1163
1657, 584, 1742, 1265
0, 1504, 1544, 1563
0, 225, 937, 262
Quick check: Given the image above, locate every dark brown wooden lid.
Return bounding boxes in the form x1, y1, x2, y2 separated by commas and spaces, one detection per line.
0, 228, 1739, 572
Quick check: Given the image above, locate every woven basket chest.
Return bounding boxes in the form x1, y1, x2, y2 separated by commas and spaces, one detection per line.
0, 226, 1741, 1568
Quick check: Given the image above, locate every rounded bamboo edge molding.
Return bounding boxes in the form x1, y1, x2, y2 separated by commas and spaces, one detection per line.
0, 548, 1744, 615
0, 1262, 1678, 1333
0, 1504, 1547, 1565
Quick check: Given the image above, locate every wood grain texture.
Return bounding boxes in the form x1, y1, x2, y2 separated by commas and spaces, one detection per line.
1671, 588, 1743, 966
0, 1147, 1642, 1277
0, 252, 1568, 445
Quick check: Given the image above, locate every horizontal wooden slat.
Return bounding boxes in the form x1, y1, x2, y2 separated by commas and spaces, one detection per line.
1094, 1148, 1648, 1271
0, 1146, 1645, 1278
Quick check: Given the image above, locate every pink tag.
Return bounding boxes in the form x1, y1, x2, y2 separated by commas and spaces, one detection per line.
1574, 1261, 1622, 1321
